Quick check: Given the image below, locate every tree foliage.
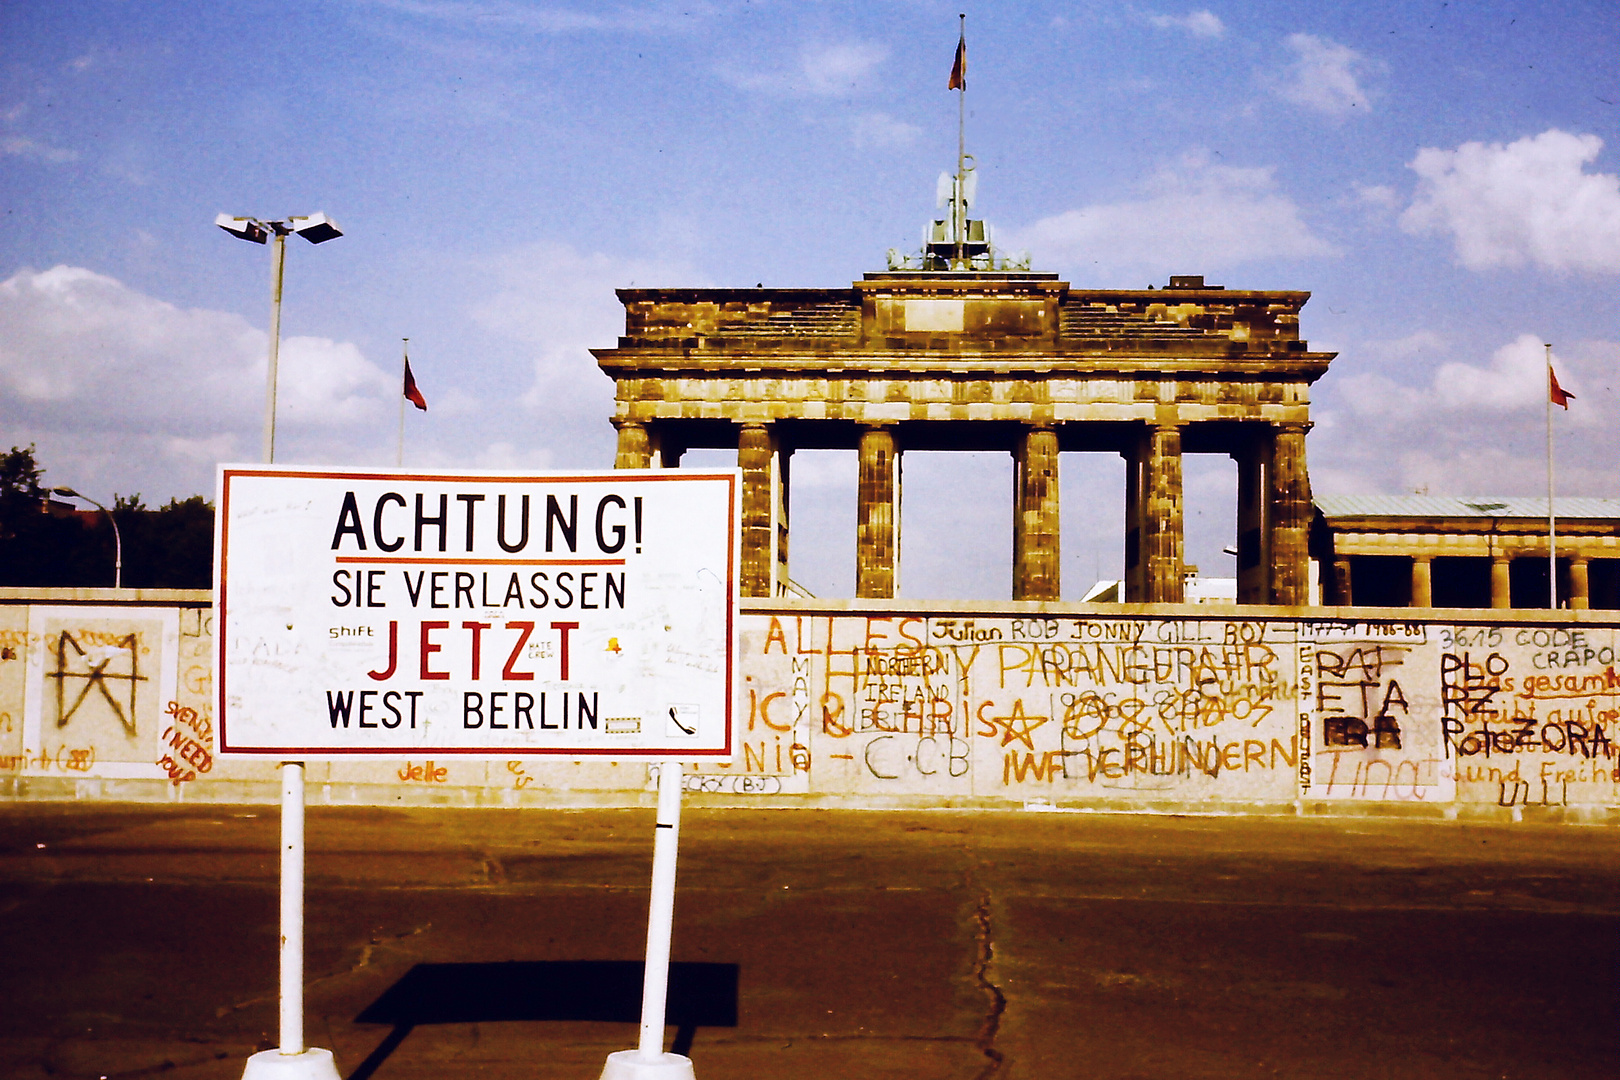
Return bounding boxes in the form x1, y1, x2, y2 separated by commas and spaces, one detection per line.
0, 446, 214, 588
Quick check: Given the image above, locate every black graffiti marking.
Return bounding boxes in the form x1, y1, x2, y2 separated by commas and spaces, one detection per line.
1443, 716, 1616, 761
1440, 651, 1509, 720
48, 631, 145, 737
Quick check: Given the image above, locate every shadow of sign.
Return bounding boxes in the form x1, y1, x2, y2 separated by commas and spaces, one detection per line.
349, 960, 739, 1078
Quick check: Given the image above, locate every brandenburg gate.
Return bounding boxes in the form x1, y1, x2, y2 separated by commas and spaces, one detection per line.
595, 270, 1335, 606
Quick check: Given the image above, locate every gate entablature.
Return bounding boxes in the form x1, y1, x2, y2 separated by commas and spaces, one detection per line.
595, 272, 1336, 606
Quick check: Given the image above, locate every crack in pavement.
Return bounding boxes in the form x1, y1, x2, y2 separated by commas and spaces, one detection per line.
970, 886, 1007, 1079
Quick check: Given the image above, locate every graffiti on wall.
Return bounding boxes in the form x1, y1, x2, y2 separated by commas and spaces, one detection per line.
726, 614, 1302, 801
19, 608, 181, 781
1435, 626, 1620, 807
3, 601, 1619, 808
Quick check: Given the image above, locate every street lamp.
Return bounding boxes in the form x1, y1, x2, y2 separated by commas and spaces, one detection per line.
216, 211, 347, 1080
51, 486, 121, 589
215, 213, 344, 463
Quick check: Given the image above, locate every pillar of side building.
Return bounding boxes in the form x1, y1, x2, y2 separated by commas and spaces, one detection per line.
1013, 425, 1061, 601
1143, 423, 1185, 603
738, 422, 784, 598
1122, 435, 1145, 602
1234, 431, 1271, 605
613, 420, 651, 469
1332, 557, 1352, 606
1570, 556, 1590, 610
1491, 557, 1511, 608
856, 425, 900, 598
1411, 555, 1433, 607
1269, 421, 1312, 606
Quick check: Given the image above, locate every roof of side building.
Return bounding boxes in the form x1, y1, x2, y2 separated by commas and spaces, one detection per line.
1316, 494, 1620, 519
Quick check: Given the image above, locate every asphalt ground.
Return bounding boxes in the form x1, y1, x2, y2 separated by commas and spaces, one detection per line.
1, 803, 1617, 1080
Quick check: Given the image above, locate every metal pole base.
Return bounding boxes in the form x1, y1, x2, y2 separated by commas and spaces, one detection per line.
600, 1049, 696, 1080
241, 1047, 341, 1080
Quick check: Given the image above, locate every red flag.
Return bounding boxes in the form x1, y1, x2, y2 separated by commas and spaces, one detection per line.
948, 36, 965, 90
404, 359, 428, 411
1550, 366, 1574, 409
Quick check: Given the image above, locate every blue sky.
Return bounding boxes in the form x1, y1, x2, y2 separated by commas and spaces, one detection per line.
1, 1, 1616, 598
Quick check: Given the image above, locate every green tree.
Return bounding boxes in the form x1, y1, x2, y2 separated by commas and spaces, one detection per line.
0, 446, 215, 588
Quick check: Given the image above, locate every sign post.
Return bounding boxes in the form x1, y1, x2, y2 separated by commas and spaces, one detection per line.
216, 466, 738, 1080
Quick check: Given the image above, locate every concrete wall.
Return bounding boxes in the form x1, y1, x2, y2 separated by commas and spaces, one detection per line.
3, 589, 1617, 819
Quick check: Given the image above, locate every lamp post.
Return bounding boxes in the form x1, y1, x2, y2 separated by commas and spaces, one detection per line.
51, 487, 121, 589
215, 213, 344, 463
216, 213, 345, 1080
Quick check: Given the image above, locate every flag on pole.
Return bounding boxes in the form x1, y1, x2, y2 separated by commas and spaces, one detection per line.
404, 358, 428, 411
1549, 366, 1574, 409
948, 32, 966, 90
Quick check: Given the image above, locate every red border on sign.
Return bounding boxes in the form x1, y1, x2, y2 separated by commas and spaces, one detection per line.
215, 467, 738, 759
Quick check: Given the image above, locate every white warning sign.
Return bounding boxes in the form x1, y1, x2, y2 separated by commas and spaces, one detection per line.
215, 466, 737, 759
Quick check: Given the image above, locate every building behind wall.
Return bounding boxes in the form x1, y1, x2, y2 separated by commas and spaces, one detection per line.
1316, 495, 1620, 610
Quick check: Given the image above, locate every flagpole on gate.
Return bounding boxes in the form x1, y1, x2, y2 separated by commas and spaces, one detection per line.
398, 339, 408, 468
951, 14, 966, 267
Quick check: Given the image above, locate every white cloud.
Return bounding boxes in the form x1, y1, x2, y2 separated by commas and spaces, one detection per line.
720, 41, 887, 99
1144, 10, 1224, 38
1312, 334, 1615, 498
469, 241, 704, 412
1267, 33, 1378, 115
360, 0, 700, 34
1358, 330, 1447, 363
2, 135, 78, 164
1354, 183, 1399, 211
276, 337, 393, 425
1003, 151, 1334, 277
802, 42, 885, 97
1431, 334, 1573, 413
850, 111, 920, 149
0, 265, 391, 497
1400, 129, 1620, 274
1339, 334, 1580, 419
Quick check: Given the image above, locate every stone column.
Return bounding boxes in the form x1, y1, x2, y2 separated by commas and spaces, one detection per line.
1570, 556, 1590, 610
1269, 422, 1312, 606
648, 427, 683, 469
1490, 558, 1511, 609
1122, 436, 1145, 603
775, 447, 792, 591
1234, 433, 1270, 605
1143, 423, 1184, 603
613, 420, 651, 469
1411, 556, 1433, 608
1013, 426, 1061, 601
856, 425, 900, 598
738, 423, 778, 598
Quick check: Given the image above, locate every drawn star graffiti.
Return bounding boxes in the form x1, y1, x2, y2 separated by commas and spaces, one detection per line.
47, 631, 145, 738
989, 699, 1049, 750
